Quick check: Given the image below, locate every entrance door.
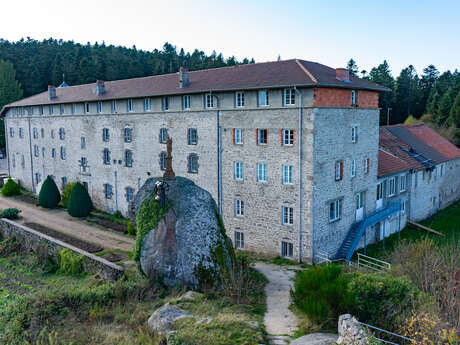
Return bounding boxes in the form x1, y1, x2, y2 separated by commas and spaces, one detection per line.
376, 182, 383, 209
356, 191, 365, 221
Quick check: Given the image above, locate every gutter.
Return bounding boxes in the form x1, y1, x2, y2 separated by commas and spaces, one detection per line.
5, 118, 10, 176
210, 90, 223, 215
294, 86, 303, 263
27, 117, 35, 192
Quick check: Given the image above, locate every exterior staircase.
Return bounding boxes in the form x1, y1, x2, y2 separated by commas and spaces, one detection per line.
334, 202, 400, 262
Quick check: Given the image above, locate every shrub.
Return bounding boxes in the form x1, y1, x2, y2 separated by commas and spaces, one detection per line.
0, 237, 21, 257
60, 181, 77, 208
1, 178, 20, 196
127, 221, 136, 236
0, 208, 21, 219
67, 182, 93, 218
113, 210, 123, 219
38, 176, 61, 208
59, 249, 84, 274
291, 264, 356, 325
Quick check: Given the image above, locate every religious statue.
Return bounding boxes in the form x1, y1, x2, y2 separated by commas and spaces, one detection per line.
163, 137, 175, 180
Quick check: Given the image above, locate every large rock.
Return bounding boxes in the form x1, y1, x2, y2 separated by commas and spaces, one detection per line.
129, 177, 234, 288
337, 314, 370, 345
147, 304, 192, 335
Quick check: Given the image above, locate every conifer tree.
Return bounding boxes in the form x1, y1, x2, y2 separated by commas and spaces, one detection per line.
67, 182, 93, 218
38, 176, 61, 208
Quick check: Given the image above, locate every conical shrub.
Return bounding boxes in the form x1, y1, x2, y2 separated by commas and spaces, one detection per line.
38, 176, 61, 208
67, 182, 93, 218
1, 178, 21, 196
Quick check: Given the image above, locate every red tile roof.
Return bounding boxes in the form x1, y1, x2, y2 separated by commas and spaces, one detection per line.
378, 149, 413, 177
406, 124, 460, 160
1, 59, 389, 114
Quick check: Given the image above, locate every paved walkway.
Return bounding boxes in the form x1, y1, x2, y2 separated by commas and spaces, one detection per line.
0, 195, 134, 253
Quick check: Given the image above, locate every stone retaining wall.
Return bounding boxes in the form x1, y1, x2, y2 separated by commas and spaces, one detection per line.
0, 218, 124, 280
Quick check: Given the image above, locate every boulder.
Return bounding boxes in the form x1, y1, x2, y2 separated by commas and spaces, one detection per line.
129, 177, 234, 288
177, 290, 204, 302
147, 304, 192, 335
337, 314, 369, 345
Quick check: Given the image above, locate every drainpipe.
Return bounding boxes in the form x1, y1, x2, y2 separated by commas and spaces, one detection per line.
27, 116, 35, 192
211, 90, 222, 215
114, 171, 118, 212
294, 86, 303, 263
4, 117, 10, 177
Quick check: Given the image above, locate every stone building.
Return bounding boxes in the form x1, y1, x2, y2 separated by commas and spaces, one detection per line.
2, 59, 459, 263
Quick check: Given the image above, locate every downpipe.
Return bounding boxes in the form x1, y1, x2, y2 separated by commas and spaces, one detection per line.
294, 86, 303, 263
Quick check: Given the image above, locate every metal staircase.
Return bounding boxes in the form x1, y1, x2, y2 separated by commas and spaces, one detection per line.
334, 202, 400, 262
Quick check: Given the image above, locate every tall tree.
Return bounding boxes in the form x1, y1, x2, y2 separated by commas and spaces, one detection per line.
449, 89, 460, 127
393, 65, 423, 123
369, 60, 394, 124
347, 58, 358, 76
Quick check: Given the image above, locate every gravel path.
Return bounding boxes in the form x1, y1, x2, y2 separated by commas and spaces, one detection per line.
0, 195, 134, 253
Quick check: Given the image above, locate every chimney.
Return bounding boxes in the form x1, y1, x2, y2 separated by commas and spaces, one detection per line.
336, 68, 350, 82
96, 80, 105, 95
178, 67, 190, 88
48, 85, 56, 100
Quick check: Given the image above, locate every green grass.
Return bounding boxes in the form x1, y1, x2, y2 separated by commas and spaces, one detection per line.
356, 199, 460, 260
91, 208, 131, 226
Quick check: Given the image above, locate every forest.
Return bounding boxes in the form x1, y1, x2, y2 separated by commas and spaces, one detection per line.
0, 38, 459, 149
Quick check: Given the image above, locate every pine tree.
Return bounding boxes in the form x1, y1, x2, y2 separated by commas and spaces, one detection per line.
38, 176, 61, 208
346, 59, 358, 76
449, 89, 460, 127
67, 182, 93, 217
369, 60, 394, 124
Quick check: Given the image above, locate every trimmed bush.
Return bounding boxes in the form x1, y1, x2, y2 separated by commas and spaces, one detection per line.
0, 208, 21, 219
38, 176, 61, 208
67, 182, 93, 218
1, 178, 20, 196
59, 248, 84, 274
127, 221, 136, 236
60, 181, 77, 208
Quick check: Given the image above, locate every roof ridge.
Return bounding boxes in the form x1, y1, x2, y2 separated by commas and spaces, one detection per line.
379, 147, 410, 163
295, 59, 318, 83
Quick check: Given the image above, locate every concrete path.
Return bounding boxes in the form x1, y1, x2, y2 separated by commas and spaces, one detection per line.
0, 195, 134, 252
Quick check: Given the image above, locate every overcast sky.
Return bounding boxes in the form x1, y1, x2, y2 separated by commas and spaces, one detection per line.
1, 0, 459, 77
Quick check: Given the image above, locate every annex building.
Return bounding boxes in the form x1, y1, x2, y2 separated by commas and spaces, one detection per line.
2, 59, 460, 263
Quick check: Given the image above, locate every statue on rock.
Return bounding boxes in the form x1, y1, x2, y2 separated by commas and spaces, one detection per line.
129, 137, 234, 289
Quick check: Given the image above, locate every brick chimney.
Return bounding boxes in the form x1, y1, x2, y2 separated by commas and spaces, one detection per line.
336, 68, 350, 82
48, 85, 56, 100
178, 67, 190, 88
96, 80, 105, 95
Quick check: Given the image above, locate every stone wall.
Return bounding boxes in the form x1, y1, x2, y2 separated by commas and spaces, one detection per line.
337, 314, 370, 345
0, 218, 124, 280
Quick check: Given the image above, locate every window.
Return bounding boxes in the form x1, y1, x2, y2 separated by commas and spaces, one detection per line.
125, 150, 133, 167
144, 98, 151, 111
205, 94, 214, 108
35, 173, 41, 184
39, 106, 44, 115
282, 165, 293, 184
376, 182, 383, 201
9, 128, 14, 137
12, 155, 15, 168
21, 155, 25, 168
124, 128, 132, 143
335, 161, 343, 181
400, 174, 407, 192
356, 191, 365, 210
84, 103, 89, 114
49, 106, 54, 115
281, 241, 293, 258
42, 147, 45, 158
235, 92, 245, 107
234, 231, 244, 249
127, 99, 133, 112
51, 148, 56, 158
234, 162, 243, 180
364, 158, 370, 174
34, 144, 39, 157
71, 104, 76, 115
258, 90, 269, 106
104, 184, 113, 199
19, 128, 23, 138
126, 187, 135, 202
351, 90, 357, 105
233, 128, 243, 144
102, 128, 110, 142
81, 157, 87, 167
51, 129, 55, 139
60, 146, 66, 160
351, 159, 356, 178
234, 199, 244, 217
159, 128, 168, 143
162, 97, 169, 111
103, 148, 111, 165
182, 95, 191, 110
97, 101, 102, 114
257, 128, 268, 145
284, 88, 295, 106
27, 107, 34, 115
160, 151, 167, 170
188, 128, 197, 145
257, 163, 267, 182
329, 199, 342, 222
111, 100, 117, 114
282, 206, 294, 225
33, 128, 38, 139
188, 154, 198, 173
81, 137, 86, 149
41, 128, 45, 138
401, 200, 407, 214
282, 129, 294, 146
62, 177, 67, 186
389, 177, 396, 196
351, 126, 358, 143
60, 104, 65, 115
59, 128, 65, 140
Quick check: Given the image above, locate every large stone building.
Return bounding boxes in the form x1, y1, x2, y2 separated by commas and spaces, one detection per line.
2, 59, 459, 263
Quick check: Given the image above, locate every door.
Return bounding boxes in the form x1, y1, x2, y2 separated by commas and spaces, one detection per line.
376, 182, 383, 209
356, 191, 364, 221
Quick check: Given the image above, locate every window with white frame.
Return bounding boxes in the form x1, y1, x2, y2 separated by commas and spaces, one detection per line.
159, 128, 168, 143
111, 100, 117, 114
49, 106, 54, 115
9, 127, 14, 137
188, 154, 199, 173
234, 231, 244, 249
284, 88, 295, 106
102, 128, 109, 142
19, 128, 23, 138
282, 165, 293, 184
351, 90, 357, 105
84, 103, 89, 114
162, 97, 169, 111
400, 174, 407, 192
160, 151, 167, 170
71, 104, 76, 115
364, 158, 370, 174
377, 182, 383, 201
389, 177, 396, 196
205, 94, 214, 108
234, 128, 243, 144
60, 104, 65, 115
351, 159, 356, 178
81, 137, 86, 149
335, 161, 343, 181
234, 162, 243, 180
104, 183, 113, 199
234, 199, 244, 217
124, 128, 132, 143
60, 146, 66, 160
188, 128, 197, 145
329, 199, 342, 222
59, 128, 65, 140
351, 126, 358, 143
258, 90, 269, 106
103, 148, 111, 165
282, 206, 294, 225
182, 95, 191, 110
39, 106, 44, 115
257, 163, 267, 182
33, 127, 38, 139
126, 187, 135, 202
257, 128, 268, 145
401, 200, 407, 214
127, 99, 133, 112
282, 129, 294, 146
97, 101, 102, 114
34, 144, 39, 157
125, 150, 133, 167
235, 92, 245, 107
281, 241, 293, 258
144, 98, 151, 111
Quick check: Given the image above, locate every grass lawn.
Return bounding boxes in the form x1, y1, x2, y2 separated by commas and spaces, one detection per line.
356, 199, 460, 260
